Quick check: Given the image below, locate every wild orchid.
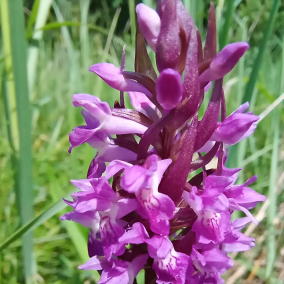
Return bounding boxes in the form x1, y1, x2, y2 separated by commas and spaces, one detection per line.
61, 1, 266, 283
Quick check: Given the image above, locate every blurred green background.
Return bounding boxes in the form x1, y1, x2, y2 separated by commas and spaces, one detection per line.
0, 0, 283, 283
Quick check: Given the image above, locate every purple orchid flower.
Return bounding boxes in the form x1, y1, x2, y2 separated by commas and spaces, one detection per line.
62, 1, 266, 283
60, 178, 137, 260
79, 254, 148, 284
210, 102, 260, 145
106, 155, 175, 235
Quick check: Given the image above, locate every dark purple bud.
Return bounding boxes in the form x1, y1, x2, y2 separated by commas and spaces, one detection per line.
156, 0, 180, 72
200, 42, 249, 85
156, 69, 183, 110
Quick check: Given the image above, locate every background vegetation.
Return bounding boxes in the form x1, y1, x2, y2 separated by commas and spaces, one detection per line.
0, 0, 283, 283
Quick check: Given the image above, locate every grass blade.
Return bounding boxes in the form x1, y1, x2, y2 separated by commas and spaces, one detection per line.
0, 0, 19, 150
128, 0, 136, 45
242, 0, 280, 103
0, 199, 67, 252
265, 113, 280, 279
80, 0, 91, 69
27, 0, 53, 96
52, 2, 83, 91
95, 8, 121, 97
5, 1, 35, 281
142, 0, 155, 8
219, 0, 235, 49
258, 92, 284, 122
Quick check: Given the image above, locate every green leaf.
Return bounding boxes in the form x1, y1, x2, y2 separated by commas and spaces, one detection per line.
242, 0, 280, 103
40, 21, 82, 31
266, 113, 280, 279
219, 0, 235, 49
26, 0, 40, 31
5, 0, 35, 282
0, 199, 67, 252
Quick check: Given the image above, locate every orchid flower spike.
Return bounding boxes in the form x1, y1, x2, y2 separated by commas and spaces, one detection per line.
61, 1, 265, 283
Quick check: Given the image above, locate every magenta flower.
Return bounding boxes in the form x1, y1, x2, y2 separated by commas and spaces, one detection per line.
106, 155, 175, 235
79, 254, 148, 284
210, 102, 259, 145
61, 1, 266, 283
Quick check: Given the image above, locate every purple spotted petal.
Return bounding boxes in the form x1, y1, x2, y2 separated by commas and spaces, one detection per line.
192, 210, 231, 244
107, 156, 174, 235
121, 156, 174, 235
100, 215, 125, 260
136, 3, 161, 51
89, 63, 153, 98
146, 236, 194, 284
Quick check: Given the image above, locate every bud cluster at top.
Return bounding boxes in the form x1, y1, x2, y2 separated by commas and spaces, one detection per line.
60, 1, 266, 283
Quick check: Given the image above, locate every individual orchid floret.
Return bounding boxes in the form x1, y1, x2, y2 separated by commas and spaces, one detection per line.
70, 122, 137, 164
136, 3, 161, 51
146, 235, 194, 284
182, 188, 231, 245
210, 102, 259, 145
221, 217, 255, 253
107, 155, 175, 235
79, 254, 148, 284
199, 42, 249, 85
191, 247, 233, 284
90, 63, 153, 98
60, 178, 137, 260
156, 68, 183, 110
69, 94, 147, 151
225, 175, 266, 223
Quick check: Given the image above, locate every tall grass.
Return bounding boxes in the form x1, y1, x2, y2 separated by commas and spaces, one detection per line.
0, 1, 283, 283
2, 0, 35, 283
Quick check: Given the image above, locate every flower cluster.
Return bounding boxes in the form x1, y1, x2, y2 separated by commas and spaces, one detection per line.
61, 1, 266, 283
